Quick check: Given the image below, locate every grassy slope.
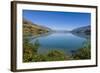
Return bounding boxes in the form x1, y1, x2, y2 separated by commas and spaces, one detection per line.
23, 19, 49, 36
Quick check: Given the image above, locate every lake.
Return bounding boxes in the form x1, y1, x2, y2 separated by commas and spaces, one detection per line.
28, 32, 89, 55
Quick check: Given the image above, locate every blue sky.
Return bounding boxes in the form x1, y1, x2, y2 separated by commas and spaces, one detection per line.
23, 10, 91, 31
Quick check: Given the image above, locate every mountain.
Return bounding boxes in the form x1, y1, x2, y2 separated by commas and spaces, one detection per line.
23, 19, 51, 36
71, 25, 91, 35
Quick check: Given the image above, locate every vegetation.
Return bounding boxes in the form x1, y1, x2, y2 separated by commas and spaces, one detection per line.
23, 19, 49, 36
23, 38, 91, 62
23, 39, 72, 62
23, 19, 91, 62
72, 41, 91, 59
23, 39, 40, 62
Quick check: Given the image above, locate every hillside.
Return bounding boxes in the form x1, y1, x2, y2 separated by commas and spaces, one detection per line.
71, 25, 91, 35
23, 19, 50, 36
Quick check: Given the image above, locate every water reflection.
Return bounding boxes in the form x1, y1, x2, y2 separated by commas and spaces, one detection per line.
28, 32, 89, 55
71, 32, 90, 39
23, 32, 91, 62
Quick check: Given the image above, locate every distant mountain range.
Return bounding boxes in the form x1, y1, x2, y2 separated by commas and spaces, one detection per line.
71, 25, 91, 35
23, 18, 91, 36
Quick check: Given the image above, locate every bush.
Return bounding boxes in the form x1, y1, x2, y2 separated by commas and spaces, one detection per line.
73, 41, 91, 59
23, 39, 40, 62
23, 38, 91, 62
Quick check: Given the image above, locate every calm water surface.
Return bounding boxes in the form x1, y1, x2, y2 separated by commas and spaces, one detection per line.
29, 32, 88, 54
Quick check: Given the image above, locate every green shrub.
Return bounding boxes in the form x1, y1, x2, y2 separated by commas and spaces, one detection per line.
23, 39, 40, 62
73, 41, 91, 59
23, 38, 91, 62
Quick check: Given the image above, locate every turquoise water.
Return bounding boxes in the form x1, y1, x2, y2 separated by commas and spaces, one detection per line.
30, 32, 88, 54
